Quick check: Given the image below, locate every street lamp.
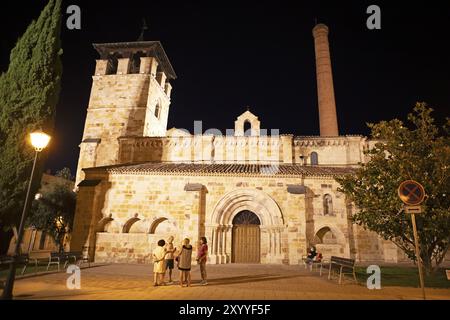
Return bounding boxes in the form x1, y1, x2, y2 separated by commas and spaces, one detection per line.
2, 130, 51, 300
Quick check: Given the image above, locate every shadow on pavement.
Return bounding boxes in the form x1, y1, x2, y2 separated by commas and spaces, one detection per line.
205, 273, 303, 286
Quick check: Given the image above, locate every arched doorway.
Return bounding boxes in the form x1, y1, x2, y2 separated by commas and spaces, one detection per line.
232, 210, 261, 263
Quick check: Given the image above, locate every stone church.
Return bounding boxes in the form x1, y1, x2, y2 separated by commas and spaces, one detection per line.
71, 24, 408, 265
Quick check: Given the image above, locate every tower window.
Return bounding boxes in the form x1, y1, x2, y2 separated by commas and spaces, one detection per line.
154, 103, 161, 119
106, 53, 121, 75
310, 152, 319, 165
130, 52, 146, 74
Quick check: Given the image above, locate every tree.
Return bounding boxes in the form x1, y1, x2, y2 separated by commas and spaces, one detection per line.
55, 167, 74, 181
0, 0, 62, 254
28, 178, 76, 253
336, 103, 450, 273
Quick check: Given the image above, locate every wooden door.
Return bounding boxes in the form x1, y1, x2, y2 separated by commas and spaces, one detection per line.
232, 211, 261, 263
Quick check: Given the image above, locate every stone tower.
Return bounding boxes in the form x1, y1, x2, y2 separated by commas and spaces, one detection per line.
75, 41, 176, 186
312, 24, 339, 137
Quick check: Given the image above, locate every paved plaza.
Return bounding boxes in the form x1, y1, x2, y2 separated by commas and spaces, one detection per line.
10, 263, 450, 300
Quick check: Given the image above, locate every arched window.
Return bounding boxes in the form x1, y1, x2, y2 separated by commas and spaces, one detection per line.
106, 53, 121, 75
130, 52, 146, 74
243, 120, 251, 136
154, 103, 161, 119
310, 152, 319, 165
323, 194, 333, 215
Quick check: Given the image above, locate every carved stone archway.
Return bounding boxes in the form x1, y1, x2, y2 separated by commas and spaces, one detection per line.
208, 189, 284, 264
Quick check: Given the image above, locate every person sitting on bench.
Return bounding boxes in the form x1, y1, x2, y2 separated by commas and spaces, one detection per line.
305, 246, 317, 268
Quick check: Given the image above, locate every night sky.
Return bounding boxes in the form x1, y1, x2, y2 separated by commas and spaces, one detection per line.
1, 1, 449, 175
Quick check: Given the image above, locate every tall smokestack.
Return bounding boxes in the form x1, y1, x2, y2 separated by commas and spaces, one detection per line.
312, 24, 339, 136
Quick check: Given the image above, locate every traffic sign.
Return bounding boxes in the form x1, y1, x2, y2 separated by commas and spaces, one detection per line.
404, 205, 422, 214
398, 180, 426, 206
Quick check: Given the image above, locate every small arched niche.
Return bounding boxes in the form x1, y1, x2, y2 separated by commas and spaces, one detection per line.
323, 194, 333, 215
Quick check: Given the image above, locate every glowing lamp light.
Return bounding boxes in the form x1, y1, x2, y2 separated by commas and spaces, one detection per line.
30, 131, 51, 151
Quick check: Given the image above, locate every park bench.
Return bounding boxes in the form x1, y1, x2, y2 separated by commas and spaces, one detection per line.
23, 251, 57, 273
67, 251, 90, 267
327, 256, 357, 284
1, 254, 33, 275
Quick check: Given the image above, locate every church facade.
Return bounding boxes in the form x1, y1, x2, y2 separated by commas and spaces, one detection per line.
70, 25, 408, 265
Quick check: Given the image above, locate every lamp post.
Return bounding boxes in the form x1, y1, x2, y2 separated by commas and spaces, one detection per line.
2, 131, 51, 300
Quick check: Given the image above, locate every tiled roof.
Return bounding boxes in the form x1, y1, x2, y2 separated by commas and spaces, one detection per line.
86, 162, 355, 177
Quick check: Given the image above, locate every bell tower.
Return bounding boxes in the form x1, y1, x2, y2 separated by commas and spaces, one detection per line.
75, 41, 176, 186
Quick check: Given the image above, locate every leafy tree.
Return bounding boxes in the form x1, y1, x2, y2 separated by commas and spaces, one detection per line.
28, 180, 76, 253
0, 0, 62, 254
337, 103, 450, 273
55, 167, 74, 181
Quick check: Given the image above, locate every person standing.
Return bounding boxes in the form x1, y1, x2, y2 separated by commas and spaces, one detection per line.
196, 236, 208, 285
177, 238, 193, 287
152, 239, 166, 286
164, 236, 176, 284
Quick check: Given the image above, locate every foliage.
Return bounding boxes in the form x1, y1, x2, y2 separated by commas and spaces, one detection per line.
27, 171, 76, 252
0, 0, 62, 243
337, 103, 450, 273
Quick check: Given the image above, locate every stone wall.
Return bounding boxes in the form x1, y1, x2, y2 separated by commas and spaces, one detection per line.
71, 168, 394, 265
116, 134, 369, 168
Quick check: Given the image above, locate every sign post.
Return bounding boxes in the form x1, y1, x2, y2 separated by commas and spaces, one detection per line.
398, 180, 426, 300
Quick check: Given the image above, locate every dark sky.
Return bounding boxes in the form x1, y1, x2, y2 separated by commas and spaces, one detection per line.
1, 0, 449, 174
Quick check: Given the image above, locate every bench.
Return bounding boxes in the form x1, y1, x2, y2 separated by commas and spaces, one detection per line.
327, 256, 357, 284
67, 251, 90, 267
1, 254, 32, 275
48, 252, 69, 271
23, 251, 56, 273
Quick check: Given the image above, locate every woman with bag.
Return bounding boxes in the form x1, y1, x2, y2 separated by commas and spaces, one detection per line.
177, 238, 193, 287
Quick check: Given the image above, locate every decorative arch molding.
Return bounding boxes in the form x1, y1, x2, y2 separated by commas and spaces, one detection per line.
122, 215, 140, 233
149, 216, 178, 234
208, 188, 285, 264
96, 215, 114, 232
149, 217, 168, 234
210, 188, 284, 227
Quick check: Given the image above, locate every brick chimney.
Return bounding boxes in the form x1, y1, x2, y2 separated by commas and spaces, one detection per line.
312, 24, 339, 136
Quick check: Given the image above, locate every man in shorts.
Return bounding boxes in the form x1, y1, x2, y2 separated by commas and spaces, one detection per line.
164, 236, 176, 284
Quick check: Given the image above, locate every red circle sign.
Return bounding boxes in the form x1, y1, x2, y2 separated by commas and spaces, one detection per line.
398, 180, 426, 205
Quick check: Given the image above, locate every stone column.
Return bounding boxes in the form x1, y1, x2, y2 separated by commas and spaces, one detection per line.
208, 225, 220, 264
220, 226, 227, 263
313, 24, 339, 137
277, 229, 282, 256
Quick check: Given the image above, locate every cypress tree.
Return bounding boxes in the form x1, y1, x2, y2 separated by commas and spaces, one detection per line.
0, 0, 62, 253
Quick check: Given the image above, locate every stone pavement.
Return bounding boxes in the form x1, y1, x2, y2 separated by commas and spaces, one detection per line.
10, 263, 450, 300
